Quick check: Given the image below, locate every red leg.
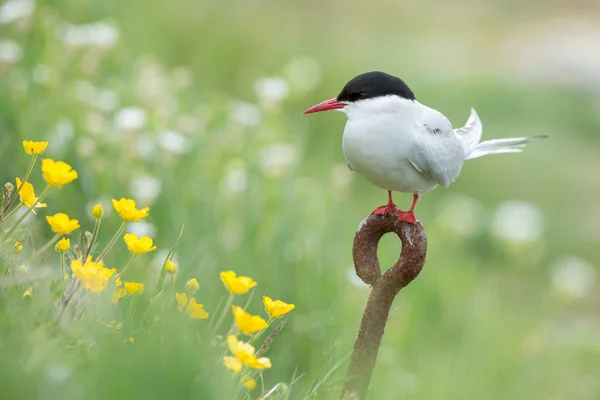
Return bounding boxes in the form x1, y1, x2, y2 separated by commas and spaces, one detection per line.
372, 190, 400, 216
396, 194, 419, 224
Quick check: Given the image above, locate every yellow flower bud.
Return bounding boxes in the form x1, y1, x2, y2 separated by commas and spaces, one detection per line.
185, 278, 199, 294
164, 260, 177, 274
92, 204, 104, 218
14, 241, 23, 253
55, 237, 70, 253
243, 379, 256, 390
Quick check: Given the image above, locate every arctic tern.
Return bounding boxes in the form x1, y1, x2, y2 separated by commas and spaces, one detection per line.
303, 71, 546, 223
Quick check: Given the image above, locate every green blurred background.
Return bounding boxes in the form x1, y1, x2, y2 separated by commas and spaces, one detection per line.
1, 0, 599, 399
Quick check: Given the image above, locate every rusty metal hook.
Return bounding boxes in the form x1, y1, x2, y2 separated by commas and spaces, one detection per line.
342, 213, 428, 400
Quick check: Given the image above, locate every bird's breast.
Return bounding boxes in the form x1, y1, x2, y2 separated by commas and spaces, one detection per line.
341, 115, 438, 194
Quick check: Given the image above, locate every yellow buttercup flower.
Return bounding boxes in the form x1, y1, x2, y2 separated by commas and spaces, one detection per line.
123, 233, 156, 254
243, 379, 256, 390
164, 260, 177, 274
15, 178, 47, 213
263, 296, 295, 318
174, 292, 187, 306
220, 270, 257, 295
55, 237, 70, 253
226, 334, 271, 369
232, 306, 268, 335
188, 304, 209, 320
226, 334, 255, 364
175, 293, 209, 319
22, 140, 48, 155
223, 356, 242, 374
113, 281, 144, 302
14, 241, 23, 253
247, 356, 271, 369
124, 281, 144, 295
46, 213, 80, 235
41, 159, 78, 187
71, 257, 116, 293
112, 198, 149, 222
185, 278, 199, 294
92, 204, 104, 218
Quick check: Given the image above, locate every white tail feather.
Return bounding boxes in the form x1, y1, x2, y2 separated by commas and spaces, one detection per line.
455, 108, 547, 161
466, 136, 548, 160
455, 108, 482, 154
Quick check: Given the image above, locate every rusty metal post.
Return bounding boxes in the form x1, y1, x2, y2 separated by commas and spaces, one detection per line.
341, 213, 427, 400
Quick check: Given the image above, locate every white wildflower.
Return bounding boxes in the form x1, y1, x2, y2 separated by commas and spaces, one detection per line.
551, 256, 596, 298
259, 143, 297, 178
130, 175, 162, 203
114, 107, 147, 131
158, 130, 191, 154
0, 39, 22, 64
284, 56, 322, 92
0, 0, 35, 25
229, 101, 261, 127
491, 201, 544, 242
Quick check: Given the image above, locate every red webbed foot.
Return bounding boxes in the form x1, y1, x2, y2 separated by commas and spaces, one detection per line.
396, 210, 417, 224
371, 191, 419, 223
372, 203, 400, 216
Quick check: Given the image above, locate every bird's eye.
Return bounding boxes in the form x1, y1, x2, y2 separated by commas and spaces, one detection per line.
350, 92, 366, 101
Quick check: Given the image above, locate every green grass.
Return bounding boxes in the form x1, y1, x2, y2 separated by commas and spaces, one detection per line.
1, 1, 599, 399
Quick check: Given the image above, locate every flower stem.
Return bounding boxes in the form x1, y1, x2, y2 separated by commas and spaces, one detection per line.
82, 216, 102, 261
96, 220, 127, 261
211, 293, 235, 336
3, 185, 52, 238
156, 266, 167, 292
125, 296, 138, 324
1, 154, 37, 217
60, 252, 66, 279
28, 233, 60, 262
2, 202, 24, 222
116, 254, 137, 279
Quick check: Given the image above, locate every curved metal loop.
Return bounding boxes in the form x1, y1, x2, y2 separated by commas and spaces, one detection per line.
352, 213, 427, 290
343, 213, 428, 400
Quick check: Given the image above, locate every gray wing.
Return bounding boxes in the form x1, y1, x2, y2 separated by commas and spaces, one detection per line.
409, 107, 465, 187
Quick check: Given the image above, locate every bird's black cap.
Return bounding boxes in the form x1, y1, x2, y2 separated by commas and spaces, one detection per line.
336, 71, 415, 103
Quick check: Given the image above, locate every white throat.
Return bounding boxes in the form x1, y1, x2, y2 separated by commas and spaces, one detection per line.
340, 95, 420, 121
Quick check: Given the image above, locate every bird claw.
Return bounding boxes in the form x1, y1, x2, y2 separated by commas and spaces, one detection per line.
372, 206, 417, 224
396, 210, 417, 224
372, 192, 418, 224
372, 203, 399, 216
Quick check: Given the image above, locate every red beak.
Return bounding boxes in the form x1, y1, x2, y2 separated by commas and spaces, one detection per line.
303, 97, 346, 114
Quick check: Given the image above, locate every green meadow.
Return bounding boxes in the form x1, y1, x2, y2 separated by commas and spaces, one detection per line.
1, 1, 599, 399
